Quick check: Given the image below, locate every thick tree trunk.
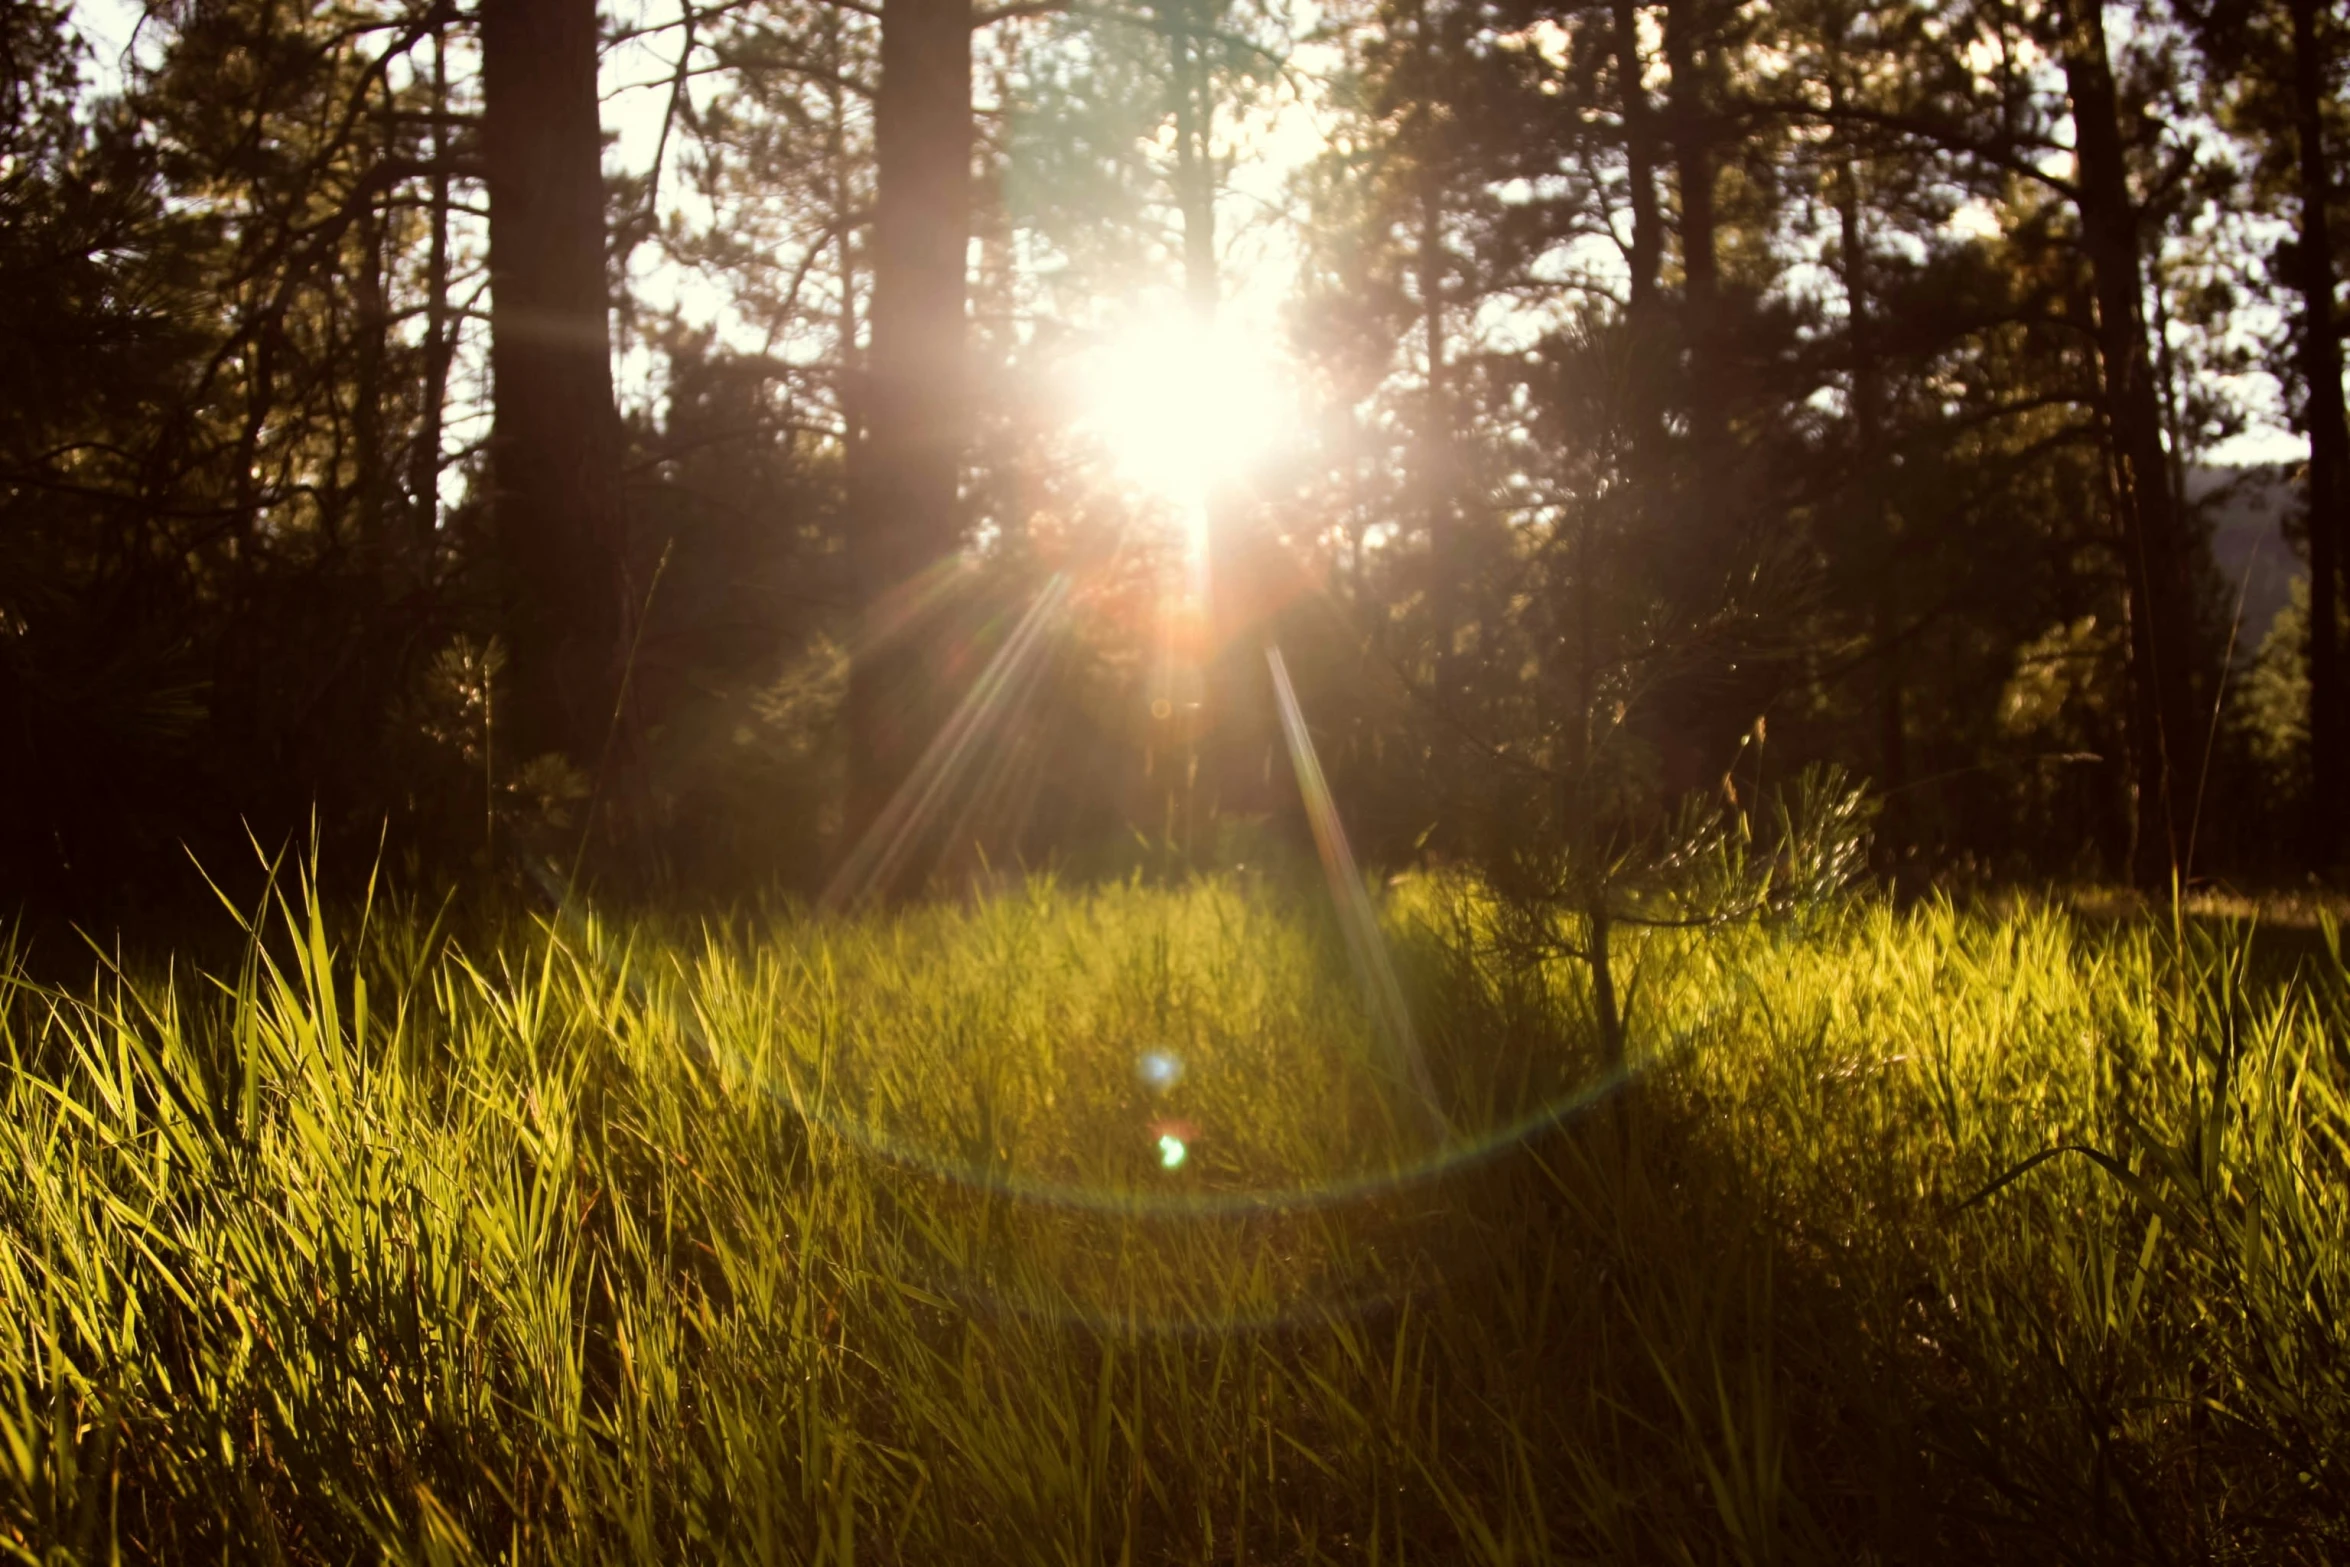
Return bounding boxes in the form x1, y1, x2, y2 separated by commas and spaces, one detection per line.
481, 0, 631, 767
2058, 0, 2205, 884
2289, 0, 2347, 871
1659, 0, 1730, 794
844, 0, 973, 874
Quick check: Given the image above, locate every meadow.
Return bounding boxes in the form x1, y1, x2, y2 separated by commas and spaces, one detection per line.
2, 867, 2345, 1564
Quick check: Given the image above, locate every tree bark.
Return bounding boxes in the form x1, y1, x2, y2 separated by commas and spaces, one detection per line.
1614, 0, 1661, 316
481, 0, 631, 767
1658, 0, 1729, 794
1415, 0, 1455, 703
2057, 0, 2206, 883
1838, 145, 1906, 811
352, 133, 389, 569
1613, 0, 1665, 594
1822, 30, 1906, 813
2289, 0, 2347, 871
1664, 0, 1723, 464
408, 23, 454, 594
844, 0, 973, 875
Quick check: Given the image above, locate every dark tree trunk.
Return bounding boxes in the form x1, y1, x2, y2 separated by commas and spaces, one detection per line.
352, 147, 389, 569
1572, 510, 1623, 1072
2289, 0, 2347, 871
1664, 0, 1723, 464
1615, 0, 1661, 316
1840, 153, 1906, 809
2058, 0, 2206, 884
1824, 38, 1906, 814
1613, 0, 1665, 599
1416, 0, 1455, 703
843, 0, 973, 874
2152, 276, 2189, 521
481, 0, 631, 767
408, 23, 454, 594
1659, 0, 1729, 795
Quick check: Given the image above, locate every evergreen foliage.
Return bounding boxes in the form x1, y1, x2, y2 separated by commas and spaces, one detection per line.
0, 0, 2343, 903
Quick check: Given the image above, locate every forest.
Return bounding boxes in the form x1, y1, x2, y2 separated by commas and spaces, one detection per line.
2, 0, 2348, 1558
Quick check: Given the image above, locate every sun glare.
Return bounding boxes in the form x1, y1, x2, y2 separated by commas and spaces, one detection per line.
1077, 315, 1291, 498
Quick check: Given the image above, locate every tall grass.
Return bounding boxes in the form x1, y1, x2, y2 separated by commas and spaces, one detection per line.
1, 866, 2344, 1562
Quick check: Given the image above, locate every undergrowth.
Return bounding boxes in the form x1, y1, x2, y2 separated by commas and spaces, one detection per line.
2, 867, 2345, 1563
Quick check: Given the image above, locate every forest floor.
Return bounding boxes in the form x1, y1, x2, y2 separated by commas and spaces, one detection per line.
2, 870, 2346, 1563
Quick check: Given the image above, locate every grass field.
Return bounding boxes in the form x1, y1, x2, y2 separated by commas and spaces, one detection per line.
2, 868, 2346, 1563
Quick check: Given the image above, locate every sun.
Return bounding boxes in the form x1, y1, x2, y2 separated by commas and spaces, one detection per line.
1076, 313, 1292, 499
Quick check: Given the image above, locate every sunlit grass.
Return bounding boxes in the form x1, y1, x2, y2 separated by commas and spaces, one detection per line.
2, 868, 2345, 1561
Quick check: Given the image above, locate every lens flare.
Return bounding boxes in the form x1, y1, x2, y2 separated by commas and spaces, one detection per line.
1138, 1049, 1185, 1090
1150, 1117, 1198, 1170
1077, 316, 1288, 498
822, 575, 1070, 911
1267, 645, 1448, 1140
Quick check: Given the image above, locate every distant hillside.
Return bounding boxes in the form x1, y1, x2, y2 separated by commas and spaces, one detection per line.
2191, 462, 2303, 649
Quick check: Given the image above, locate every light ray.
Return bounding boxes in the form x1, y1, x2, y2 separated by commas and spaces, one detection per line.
823, 575, 1072, 911
1266, 644, 1448, 1140
852, 554, 976, 660
531, 854, 1651, 1225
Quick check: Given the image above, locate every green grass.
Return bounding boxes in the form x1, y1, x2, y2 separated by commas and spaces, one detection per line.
3, 866, 2346, 1563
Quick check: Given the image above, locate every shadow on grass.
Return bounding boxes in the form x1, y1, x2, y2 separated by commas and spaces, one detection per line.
1, 880, 2344, 1563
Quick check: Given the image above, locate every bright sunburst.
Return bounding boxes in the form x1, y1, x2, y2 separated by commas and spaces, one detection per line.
1076, 314, 1292, 499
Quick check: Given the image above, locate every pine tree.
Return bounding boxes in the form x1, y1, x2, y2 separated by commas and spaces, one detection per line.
481, 0, 633, 772
2185, 0, 2349, 869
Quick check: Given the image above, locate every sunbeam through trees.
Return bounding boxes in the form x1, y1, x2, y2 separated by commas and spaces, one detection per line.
2, 0, 2348, 1556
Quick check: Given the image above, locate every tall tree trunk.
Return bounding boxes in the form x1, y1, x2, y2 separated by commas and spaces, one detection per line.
844, 0, 973, 875
1664, 0, 1723, 464
1168, 0, 1241, 855
1615, 0, 1661, 316
1613, 0, 1665, 631
1416, 0, 1455, 704
826, 3, 860, 430
1571, 507, 1623, 1072
352, 151, 389, 568
2058, 0, 2205, 884
481, 0, 631, 767
409, 22, 454, 594
2289, 0, 2347, 871
1822, 28, 1906, 814
1169, 0, 1218, 315
1837, 137, 1905, 812
1659, 0, 1727, 795
2151, 273, 2188, 519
